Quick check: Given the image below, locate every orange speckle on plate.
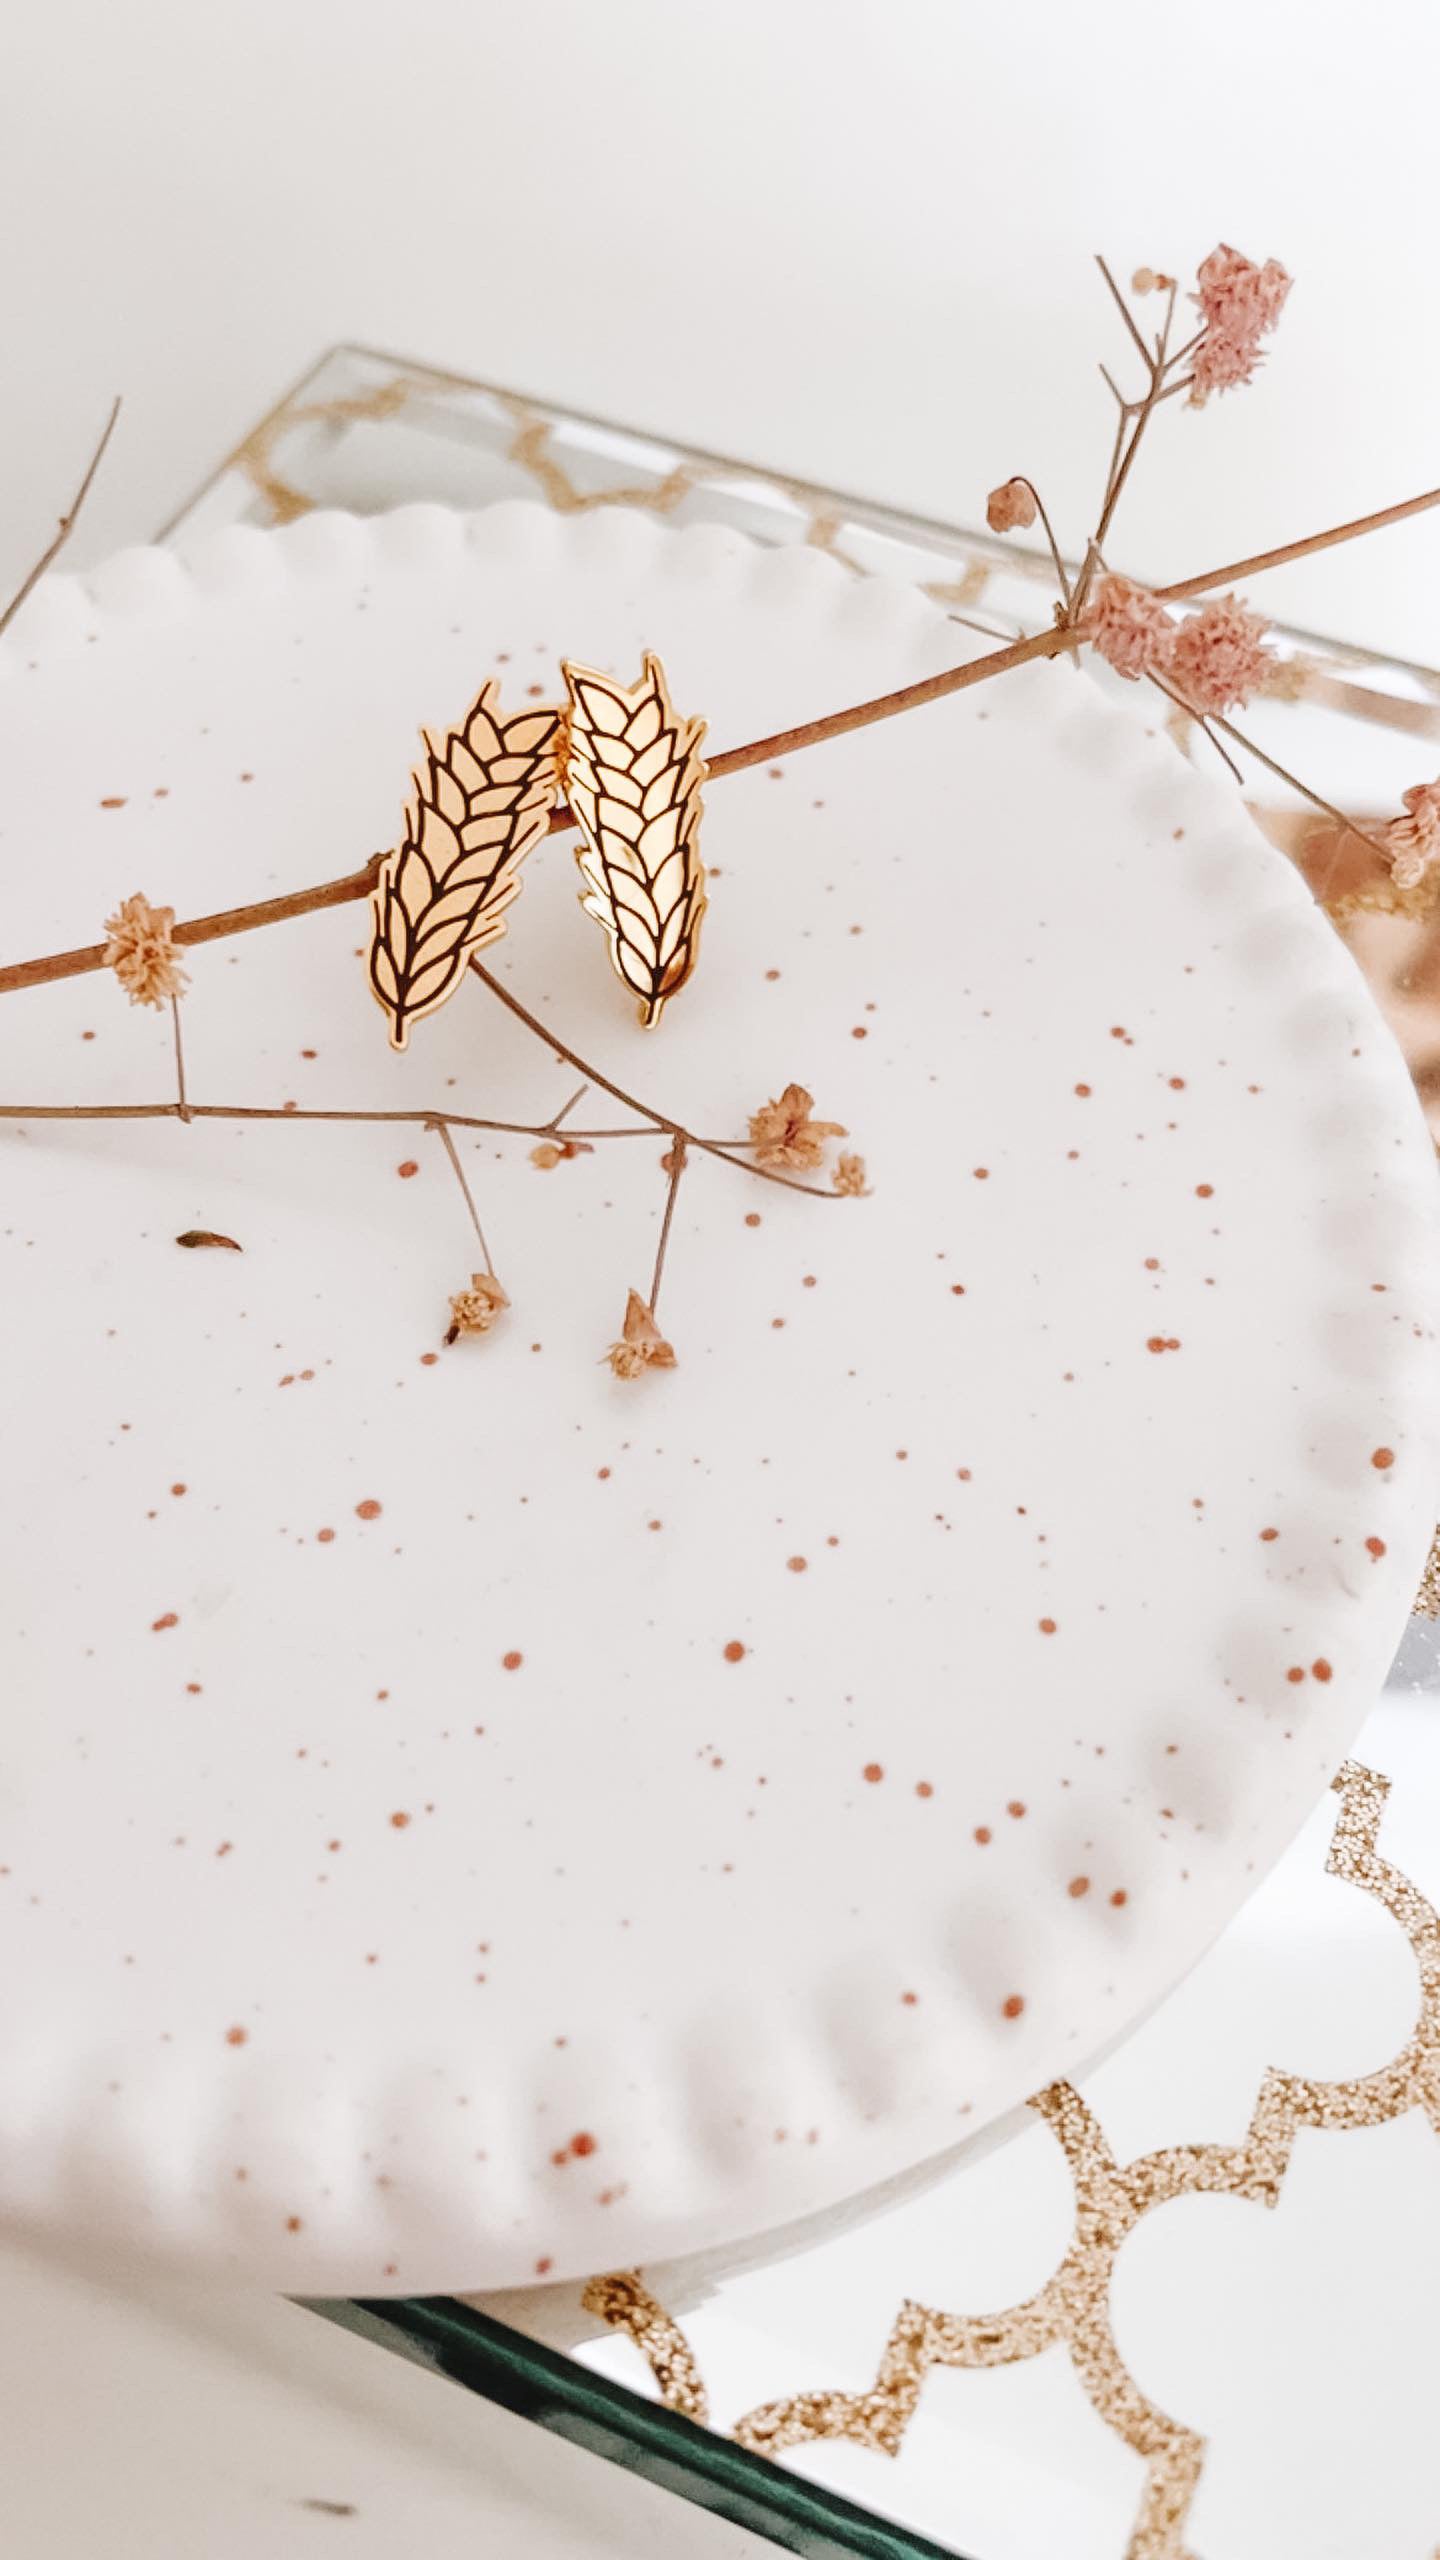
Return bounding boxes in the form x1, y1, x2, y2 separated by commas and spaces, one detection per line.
744, 1212, 761, 1229
900, 1990, 918, 2006
1068, 1876, 1090, 1898
389, 1811, 411, 1830
99, 795, 126, 809
723, 1640, 746, 1663
1286, 1666, 1306, 1684
974, 1825, 992, 1845
1372, 1446, 1395, 1471
420, 1351, 439, 1366
397, 1160, 419, 1179
1074, 1082, 1091, 1098
916, 1780, 934, 1799
1366, 1535, 1387, 1557
170, 1483, 187, 1498
1001, 1994, 1025, 2020
1195, 1183, 1214, 1198
316, 1527, 336, 1544
973, 1166, 990, 1180
786, 1555, 807, 1573
224, 2026, 247, 2046
535, 2255, 553, 2276
1312, 1658, 1333, 1682
355, 1499, 382, 1521
569, 2130, 597, 2158
1038, 1617, 1057, 1635
1110, 1889, 1129, 1908
1007, 1800, 1027, 1818
285, 2215, 303, 2233
502, 1650, 523, 1671
1260, 1526, 1279, 1542
151, 1611, 178, 1632
863, 1762, 884, 1784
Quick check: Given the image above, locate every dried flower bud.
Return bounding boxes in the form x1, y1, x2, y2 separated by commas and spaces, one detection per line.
103, 892, 188, 1009
986, 478, 1039, 534
1385, 779, 1440, 892
832, 1152, 869, 1197
604, 1289, 676, 1380
1081, 576, 1175, 683
445, 1270, 509, 1343
1189, 244, 1291, 404
749, 1082, 846, 1171
1167, 595, 1272, 716
1131, 267, 1157, 295
530, 1142, 563, 1170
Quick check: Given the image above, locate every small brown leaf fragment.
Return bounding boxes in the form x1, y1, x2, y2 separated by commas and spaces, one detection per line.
175, 1229, 243, 1252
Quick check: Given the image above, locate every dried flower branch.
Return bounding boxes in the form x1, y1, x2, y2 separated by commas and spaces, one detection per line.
1189, 245, 1291, 406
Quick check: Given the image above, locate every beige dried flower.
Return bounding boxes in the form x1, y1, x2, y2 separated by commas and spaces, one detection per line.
605, 1289, 677, 1381
1384, 779, 1440, 892
103, 892, 188, 1009
444, 1270, 509, 1344
832, 1152, 869, 1197
749, 1082, 846, 1171
985, 478, 1038, 534
530, 1142, 563, 1170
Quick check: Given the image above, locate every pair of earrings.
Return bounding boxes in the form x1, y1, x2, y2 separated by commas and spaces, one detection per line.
366, 654, 707, 1049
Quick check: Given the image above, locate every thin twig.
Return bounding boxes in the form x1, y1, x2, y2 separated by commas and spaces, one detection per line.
1013, 481, 1072, 609
0, 399, 122, 643
1094, 257, 1153, 367
431, 1117, 495, 1273
649, 1136, 688, 1317
1144, 670, 1244, 783
170, 995, 191, 1122
469, 960, 839, 1200
1205, 711, 1390, 869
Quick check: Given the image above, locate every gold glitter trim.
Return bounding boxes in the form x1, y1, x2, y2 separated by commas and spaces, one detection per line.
500, 403, 697, 519
579, 2271, 710, 2425
1415, 1524, 1440, 1618
586, 1761, 1440, 2560
230, 378, 417, 524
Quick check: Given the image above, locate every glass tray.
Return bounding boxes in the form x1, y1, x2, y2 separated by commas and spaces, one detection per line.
164, 349, 1440, 2560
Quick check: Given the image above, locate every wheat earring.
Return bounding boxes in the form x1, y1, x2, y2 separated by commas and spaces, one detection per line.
367, 682, 563, 1050
560, 653, 708, 1027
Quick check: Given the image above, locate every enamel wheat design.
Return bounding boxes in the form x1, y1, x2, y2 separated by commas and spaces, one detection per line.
561, 654, 708, 1026
368, 684, 562, 1049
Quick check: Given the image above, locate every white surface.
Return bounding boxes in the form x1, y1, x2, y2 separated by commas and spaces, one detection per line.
0, 2244, 767, 2560
3, 2, 1440, 665
0, 501, 1435, 2296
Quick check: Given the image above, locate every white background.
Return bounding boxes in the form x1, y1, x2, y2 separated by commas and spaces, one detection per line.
3, 0, 1440, 661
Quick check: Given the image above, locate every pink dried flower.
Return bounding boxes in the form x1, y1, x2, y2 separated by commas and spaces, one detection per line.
1082, 575, 1175, 682
1384, 778, 1440, 891
1167, 595, 1272, 716
986, 478, 1038, 534
1190, 245, 1291, 404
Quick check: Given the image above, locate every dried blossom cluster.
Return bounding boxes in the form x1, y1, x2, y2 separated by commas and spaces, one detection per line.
605, 1289, 677, 1380
1189, 245, 1292, 405
1384, 779, 1440, 891
749, 1083, 846, 1171
103, 892, 187, 1008
1082, 577, 1273, 716
445, 1271, 509, 1343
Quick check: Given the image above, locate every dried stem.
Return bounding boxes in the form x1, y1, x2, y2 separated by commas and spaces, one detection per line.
0, 398, 121, 643
649, 1135, 689, 1317
468, 960, 840, 1200
170, 995, 191, 1123
431, 1117, 496, 1274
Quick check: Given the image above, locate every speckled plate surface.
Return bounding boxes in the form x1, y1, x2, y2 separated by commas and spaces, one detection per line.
0, 502, 1436, 2292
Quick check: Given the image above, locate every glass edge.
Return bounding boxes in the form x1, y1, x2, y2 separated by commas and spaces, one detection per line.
308, 2295, 971, 2560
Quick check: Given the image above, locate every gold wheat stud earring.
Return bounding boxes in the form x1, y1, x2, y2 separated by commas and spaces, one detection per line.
560, 652, 708, 1028
367, 680, 563, 1049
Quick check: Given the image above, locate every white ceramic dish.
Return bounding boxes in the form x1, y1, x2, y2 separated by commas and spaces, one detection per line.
0, 502, 1435, 2291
